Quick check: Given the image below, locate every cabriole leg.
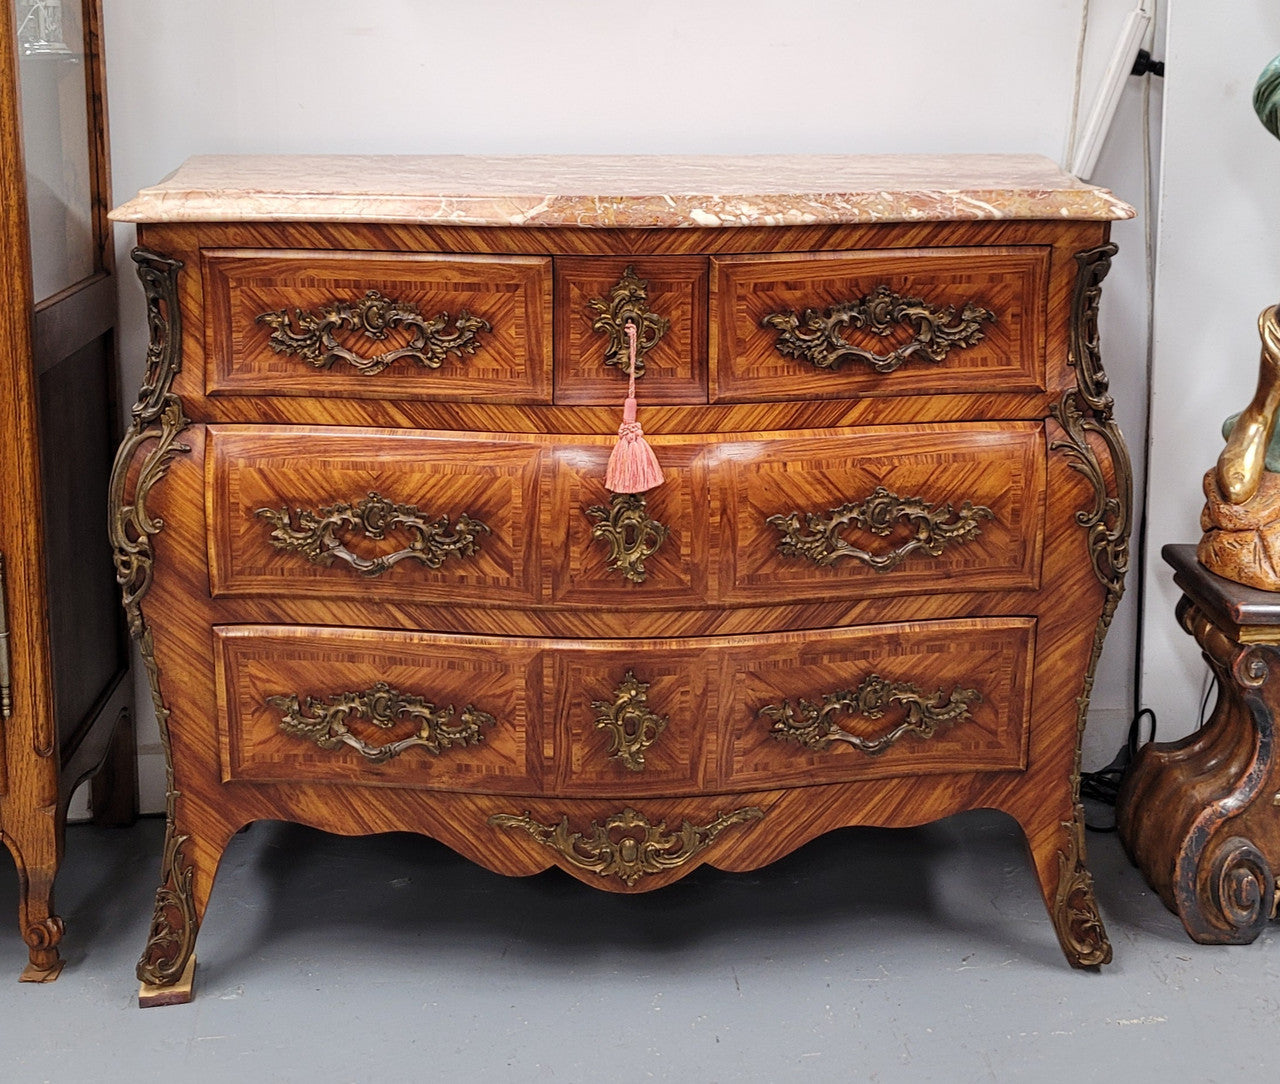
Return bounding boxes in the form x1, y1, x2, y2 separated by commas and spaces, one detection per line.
1017, 802, 1112, 968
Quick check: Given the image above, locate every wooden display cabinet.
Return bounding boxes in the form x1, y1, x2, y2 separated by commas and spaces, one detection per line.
0, 0, 137, 982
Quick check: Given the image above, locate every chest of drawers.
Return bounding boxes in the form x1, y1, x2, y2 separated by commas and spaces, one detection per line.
109, 155, 1133, 1003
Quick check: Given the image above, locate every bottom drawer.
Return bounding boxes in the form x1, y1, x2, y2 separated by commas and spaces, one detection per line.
717, 617, 1034, 787
215, 627, 544, 793
214, 617, 1034, 796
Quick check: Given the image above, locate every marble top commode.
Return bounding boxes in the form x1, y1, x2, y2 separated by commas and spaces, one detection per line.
110, 153, 1134, 228
116, 148, 1134, 1005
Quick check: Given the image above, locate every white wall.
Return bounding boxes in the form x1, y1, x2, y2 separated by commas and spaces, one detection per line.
1141, 2, 1280, 738
100, 0, 1157, 812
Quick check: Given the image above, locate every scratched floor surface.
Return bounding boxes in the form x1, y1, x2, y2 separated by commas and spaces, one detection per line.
1, 811, 1277, 1082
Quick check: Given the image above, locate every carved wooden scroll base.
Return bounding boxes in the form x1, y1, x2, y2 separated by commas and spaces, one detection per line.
17, 917, 65, 983
1119, 547, 1280, 946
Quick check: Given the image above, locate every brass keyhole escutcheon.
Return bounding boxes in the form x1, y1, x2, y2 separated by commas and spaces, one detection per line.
591, 670, 668, 772
587, 266, 670, 378
586, 492, 668, 584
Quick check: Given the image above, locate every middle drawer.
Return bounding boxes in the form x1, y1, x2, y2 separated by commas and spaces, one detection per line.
206, 422, 1045, 608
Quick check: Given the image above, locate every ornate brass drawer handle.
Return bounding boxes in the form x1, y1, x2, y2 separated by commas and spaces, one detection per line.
268, 681, 494, 763
591, 671, 668, 772
588, 266, 669, 378
585, 492, 668, 584
256, 289, 490, 376
766, 485, 993, 572
759, 674, 981, 755
255, 491, 489, 578
762, 284, 995, 374
488, 806, 763, 886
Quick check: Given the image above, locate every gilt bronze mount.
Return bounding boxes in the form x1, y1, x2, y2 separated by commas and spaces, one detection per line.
766, 485, 993, 572
489, 806, 763, 886
109, 249, 200, 995
762, 284, 995, 374
585, 492, 668, 584
256, 289, 490, 375
268, 681, 494, 763
591, 671, 668, 772
255, 492, 489, 577
587, 266, 669, 377
759, 673, 980, 755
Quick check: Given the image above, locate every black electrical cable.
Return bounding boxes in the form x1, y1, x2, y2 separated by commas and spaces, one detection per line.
1081, 705, 1160, 832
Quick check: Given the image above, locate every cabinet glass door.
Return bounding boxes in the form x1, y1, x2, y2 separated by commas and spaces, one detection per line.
16, 0, 97, 301
11, 0, 127, 752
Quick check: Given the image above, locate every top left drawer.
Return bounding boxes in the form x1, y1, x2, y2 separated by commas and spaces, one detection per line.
201, 250, 553, 403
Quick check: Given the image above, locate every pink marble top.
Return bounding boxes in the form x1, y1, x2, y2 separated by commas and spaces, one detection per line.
110, 154, 1134, 227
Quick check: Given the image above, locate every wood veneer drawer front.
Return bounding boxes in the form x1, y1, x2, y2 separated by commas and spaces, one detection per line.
213, 619, 1028, 799
718, 422, 1045, 604
719, 616, 1034, 789
545, 442, 711, 607
709, 247, 1049, 403
207, 426, 541, 605
545, 647, 712, 796
215, 626, 540, 792
202, 249, 553, 402
553, 256, 708, 405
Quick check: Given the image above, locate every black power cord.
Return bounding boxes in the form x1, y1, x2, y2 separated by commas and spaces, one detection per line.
1081, 672, 1220, 832
1081, 706, 1158, 832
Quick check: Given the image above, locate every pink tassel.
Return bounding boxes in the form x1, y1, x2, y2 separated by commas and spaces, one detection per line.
605, 323, 664, 494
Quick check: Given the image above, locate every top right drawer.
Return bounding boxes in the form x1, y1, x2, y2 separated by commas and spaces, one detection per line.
709, 247, 1050, 403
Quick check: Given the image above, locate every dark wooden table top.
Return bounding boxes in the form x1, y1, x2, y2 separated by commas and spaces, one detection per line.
1164, 543, 1280, 635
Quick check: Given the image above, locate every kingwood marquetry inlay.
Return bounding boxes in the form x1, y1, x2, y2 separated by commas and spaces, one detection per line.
255, 493, 489, 577
758, 673, 981, 755
763, 285, 996, 374
766, 486, 994, 572
256, 289, 490, 375
268, 681, 495, 763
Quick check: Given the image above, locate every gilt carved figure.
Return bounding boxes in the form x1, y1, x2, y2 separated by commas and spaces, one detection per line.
1197, 57, 1280, 588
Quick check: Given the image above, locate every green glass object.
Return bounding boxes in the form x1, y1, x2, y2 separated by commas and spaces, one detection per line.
1256, 53, 1280, 140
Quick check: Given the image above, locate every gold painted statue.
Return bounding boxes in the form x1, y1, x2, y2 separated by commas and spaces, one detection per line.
1199, 305, 1280, 588
1197, 57, 1280, 588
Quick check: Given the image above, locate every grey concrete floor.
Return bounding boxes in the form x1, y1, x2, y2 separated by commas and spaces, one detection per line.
1, 810, 1277, 1083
